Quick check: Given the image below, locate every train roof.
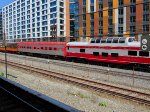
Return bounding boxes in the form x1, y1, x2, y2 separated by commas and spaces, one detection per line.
67, 37, 140, 47
18, 42, 66, 45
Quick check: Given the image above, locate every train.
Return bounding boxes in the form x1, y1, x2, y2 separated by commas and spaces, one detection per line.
0, 37, 150, 66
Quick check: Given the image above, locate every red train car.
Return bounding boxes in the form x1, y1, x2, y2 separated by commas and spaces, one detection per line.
17, 42, 67, 57
66, 37, 150, 65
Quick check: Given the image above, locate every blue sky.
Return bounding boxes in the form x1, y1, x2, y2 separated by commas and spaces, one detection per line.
0, 0, 13, 8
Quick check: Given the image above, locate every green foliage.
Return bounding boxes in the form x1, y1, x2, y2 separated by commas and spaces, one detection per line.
0, 72, 4, 77
67, 91, 88, 98
77, 92, 88, 98
99, 101, 108, 107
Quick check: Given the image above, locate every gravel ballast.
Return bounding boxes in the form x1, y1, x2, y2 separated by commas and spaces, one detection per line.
0, 64, 149, 112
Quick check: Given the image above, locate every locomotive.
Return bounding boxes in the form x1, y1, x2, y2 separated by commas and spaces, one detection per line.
0, 37, 150, 65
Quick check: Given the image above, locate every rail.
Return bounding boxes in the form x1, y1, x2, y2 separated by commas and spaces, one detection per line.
0, 60, 149, 106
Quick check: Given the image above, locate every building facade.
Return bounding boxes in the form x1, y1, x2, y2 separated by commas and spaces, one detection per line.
0, 9, 2, 41
70, 0, 75, 40
3, 0, 70, 42
74, 0, 150, 41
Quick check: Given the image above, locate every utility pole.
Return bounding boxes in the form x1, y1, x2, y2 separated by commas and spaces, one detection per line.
3, 25, 7, 78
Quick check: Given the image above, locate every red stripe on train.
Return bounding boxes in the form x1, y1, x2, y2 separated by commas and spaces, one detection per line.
66, 52, 150, 64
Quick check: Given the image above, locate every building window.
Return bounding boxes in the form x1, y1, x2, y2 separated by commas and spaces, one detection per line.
90, 14, 94, 20
99, 29, 103, 34
143, 25, 149, 32
99, 4, 103, 10
108, 2, 113, 8
118, 0, 123, 5
130, 16, 136, 22
118, 8, 123, 15
99, 20, 103, 26
108, 28, 113, 34
99, 11, 103, 18
130, 0, 136, 4
130, 26, 136, 33
108, 10, 113, 16
60, 2, 64, 7
108, 19, 112, 25
143, 14, 149, 22
143, 3, 149, 11
90, 6, 94, 12
130, 6, 136, 13
60, 8, 64, 13
118, 18, 123, 24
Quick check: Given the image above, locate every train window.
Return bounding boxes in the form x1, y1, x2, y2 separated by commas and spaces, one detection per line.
111, 53, 118, 57
90, 38, 95, 43
128, 38, 136, 42
34, 47, 36, 49
139, 51, 149, 57
41, 47, 43, 49
119, 38, 125, 43
102, 52, 108, 57
45, 47, 47, 50
93, 52, 99, 56
49, 47, 52, 50
54, 48, 57, 50
128, 51, 137, 56
107, 38, 113, 43
96, 38, 101, 43
80, 49, 85, 53
112, 38, 119, 43
101, 38, 106, 43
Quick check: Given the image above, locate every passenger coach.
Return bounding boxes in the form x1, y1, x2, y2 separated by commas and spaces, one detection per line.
18, 42, 67, 57
66, 37, 150, 65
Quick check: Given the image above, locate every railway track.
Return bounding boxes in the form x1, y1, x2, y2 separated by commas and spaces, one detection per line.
1, 53, 150, 80
0, 59, 150, 106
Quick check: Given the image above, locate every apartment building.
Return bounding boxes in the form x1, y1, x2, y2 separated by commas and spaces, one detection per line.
3, 0, 70, 42
0, 9, 2, 41
74, 0, 150, 41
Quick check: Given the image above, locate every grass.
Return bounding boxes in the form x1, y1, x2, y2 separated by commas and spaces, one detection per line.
0, 72, 4, 77
67, 91, 88, 98
99, 101, 108, 107
77, 92, 88, 98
